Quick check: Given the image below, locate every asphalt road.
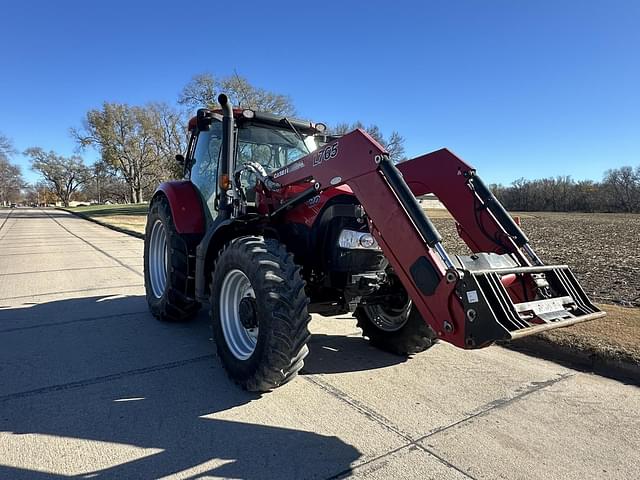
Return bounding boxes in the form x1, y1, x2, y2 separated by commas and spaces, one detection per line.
0, 208, 638, 479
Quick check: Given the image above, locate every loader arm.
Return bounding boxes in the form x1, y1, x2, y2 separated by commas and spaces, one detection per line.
262, 129, 605, 348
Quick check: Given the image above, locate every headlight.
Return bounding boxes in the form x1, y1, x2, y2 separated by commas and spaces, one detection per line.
359, 233, 376, 248
338, 229, 380, 250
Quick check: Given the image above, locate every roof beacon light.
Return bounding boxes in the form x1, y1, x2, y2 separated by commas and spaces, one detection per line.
242, 109, 255, 119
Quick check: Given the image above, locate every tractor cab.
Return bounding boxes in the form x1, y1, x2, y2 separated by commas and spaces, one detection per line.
184, 107, 328, 223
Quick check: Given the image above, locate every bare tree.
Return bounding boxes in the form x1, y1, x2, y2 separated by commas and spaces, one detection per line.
0, 133, 24, 205
572, 180, 600, 212
603, 166, 640, 213
71, 102, 185, 203
24, 181, 57, 206
24, 148, 90, 207
0, 133, 15, 159
0, 159, 23, 205
82, 160, 131, 204
333, 122, 406, 163
177, 73, 217, 110
178, 72, 296, 115
148, 102, 187, 179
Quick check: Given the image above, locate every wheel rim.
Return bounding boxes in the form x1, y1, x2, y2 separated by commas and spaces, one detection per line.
364, 301, 411, 332
219, 269, 259, 360
148, 219, 168, 299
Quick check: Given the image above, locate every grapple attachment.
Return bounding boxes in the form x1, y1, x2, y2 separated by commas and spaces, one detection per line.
453, 255, 605, 348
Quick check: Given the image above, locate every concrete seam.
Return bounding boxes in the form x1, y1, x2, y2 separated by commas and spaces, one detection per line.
0, 283, 143, 301
305, 375, 413, 440
43, 209, 143, 277
0, 355, 214, 403
323, 443, 409, 480
307, 375, 479, 480
0, 242, 100, 248
0, 310, 149, 334
0, 209, 13, 232
0, 250, 116, 257
324, 433, 479, 480
313, 372, 574, 480
415, 372, 575, 444
0, 265, 127, 277
0, 209, 15, 241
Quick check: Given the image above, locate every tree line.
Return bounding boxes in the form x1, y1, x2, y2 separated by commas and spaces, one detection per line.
5, 72, 407, 206
3, 73, 637, 212
491, 166, 640, 213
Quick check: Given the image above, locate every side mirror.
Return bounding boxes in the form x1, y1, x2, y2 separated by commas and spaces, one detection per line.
175, 154, 185, 165
196, 108, 214, 131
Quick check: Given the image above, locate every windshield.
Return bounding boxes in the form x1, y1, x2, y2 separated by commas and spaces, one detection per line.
236, 123, 318, 173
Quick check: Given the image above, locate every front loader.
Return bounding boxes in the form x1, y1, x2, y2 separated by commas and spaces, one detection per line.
144, 94, 605, 391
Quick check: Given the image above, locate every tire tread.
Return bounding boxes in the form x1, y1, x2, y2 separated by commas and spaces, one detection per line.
210, 236, 311, 392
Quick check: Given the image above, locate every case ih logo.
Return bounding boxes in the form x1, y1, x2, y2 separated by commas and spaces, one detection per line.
273, 167, 289, 179
273, 160, 304, 179
313, 142, 339, 167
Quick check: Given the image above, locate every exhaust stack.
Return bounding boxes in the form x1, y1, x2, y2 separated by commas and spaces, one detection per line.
218, 94, 234, 211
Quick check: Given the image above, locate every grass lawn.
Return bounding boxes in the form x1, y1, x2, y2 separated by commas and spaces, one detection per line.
66, 203, 149, 234
71, 203, 149, 216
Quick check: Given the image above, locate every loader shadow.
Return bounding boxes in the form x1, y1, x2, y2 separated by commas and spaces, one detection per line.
303, 333, 408, 375
0, 295, 382, 479
0, 372, 360, 479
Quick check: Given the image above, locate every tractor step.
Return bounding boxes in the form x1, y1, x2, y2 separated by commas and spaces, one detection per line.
453, 257, 605, 347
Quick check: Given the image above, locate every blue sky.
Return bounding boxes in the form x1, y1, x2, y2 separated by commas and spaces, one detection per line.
1, 0, 638, 185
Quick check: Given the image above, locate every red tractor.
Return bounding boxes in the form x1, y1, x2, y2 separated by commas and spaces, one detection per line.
144, 94, 604, 391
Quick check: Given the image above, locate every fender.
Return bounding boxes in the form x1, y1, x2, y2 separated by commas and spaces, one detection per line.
154, 181, 205, 235
195, 216, 261, 301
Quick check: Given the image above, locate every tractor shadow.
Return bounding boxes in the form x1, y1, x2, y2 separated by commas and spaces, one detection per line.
0, 295, 361, 479
303, 333, 408, 375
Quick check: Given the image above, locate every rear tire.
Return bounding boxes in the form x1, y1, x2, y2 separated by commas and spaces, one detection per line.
210, 236, 311, 392
355, 302, 438, 356
144, 195, 200, 322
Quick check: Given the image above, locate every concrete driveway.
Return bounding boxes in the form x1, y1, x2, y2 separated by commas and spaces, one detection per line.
0, 208, 638, 479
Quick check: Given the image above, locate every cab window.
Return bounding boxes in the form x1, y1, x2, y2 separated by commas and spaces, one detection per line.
190, 120, 223, 222
236, 124, 315, 173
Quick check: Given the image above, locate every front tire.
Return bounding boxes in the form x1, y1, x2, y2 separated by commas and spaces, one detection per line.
144, 195, 200, 321
355, 301, 438, 356
210, 236, 311, 392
